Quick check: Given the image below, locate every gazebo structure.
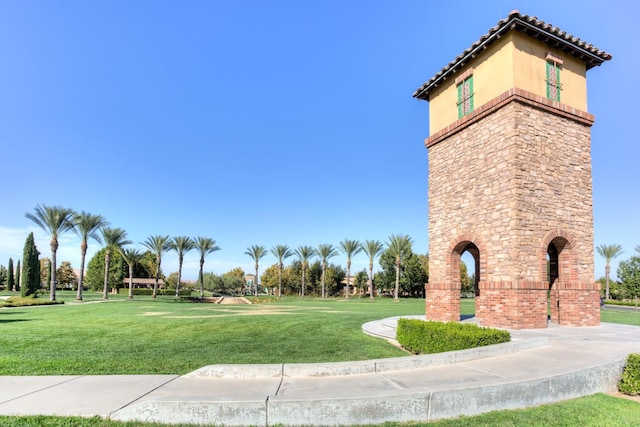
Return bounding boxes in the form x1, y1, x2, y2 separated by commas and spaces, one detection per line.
413, 11, 611, 329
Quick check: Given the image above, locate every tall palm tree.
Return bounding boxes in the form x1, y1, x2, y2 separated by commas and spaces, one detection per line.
101, 227, 131, 299
119, 247, 144, 299
25, 204, 76, 301
170, 236, 195, 298
194, 236, 220, 298
362, 240, 384, 300
387, 234, 413, 301
294, 245, 315, 298
245, 245, 267, 297
142, 235, 172, 298
596, 243, 624, 300
339, 239, 362, 299
316, 244, 338, 298
73, 212, 108, 301
270, 244, 293, 298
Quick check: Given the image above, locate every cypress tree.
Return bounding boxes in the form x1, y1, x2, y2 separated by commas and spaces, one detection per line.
7, 258, 14, 291
21, 233, 40, 297
15, 260, 21, 291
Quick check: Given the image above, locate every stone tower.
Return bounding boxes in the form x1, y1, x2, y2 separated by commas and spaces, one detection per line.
413, 11, 611, 329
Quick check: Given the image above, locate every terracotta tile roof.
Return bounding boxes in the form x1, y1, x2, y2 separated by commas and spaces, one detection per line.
413, 10, 612, 101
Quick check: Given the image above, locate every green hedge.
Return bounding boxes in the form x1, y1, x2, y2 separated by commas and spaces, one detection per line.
619, 353, 640, 395
396, 319, 510, 354
117, 288, 192, 296
1, 295, 64, 307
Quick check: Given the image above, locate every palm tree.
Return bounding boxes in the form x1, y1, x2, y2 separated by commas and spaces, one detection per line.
387, 234, 413, 301
294, 245, 315, 298
25, 204, 76, 301
245, 245, 267, 297
339, 239, 362, 299
194, 236, 220, 298
316, 244, 339, 298
270, 244, 293, 298
596, 243, 624, 300
119, 247, 144, 299
73, 212, 108, 301
170, 236, 195, 298
362, 240, 384, 300
142, 235, 172, 298
101, 227, 131, 299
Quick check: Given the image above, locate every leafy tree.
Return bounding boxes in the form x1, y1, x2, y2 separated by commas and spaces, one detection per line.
376, 250, 427, 298
354, 269, 369, 295
25, 204, 76, 301
245, 245, 267, 297
119, 248, 144, 299
270, 244, 293, 298
194, 237, 220, 298
362, 240, 384, 300
386, 234, 413, 301
618, 255, 640, 305
294, 245, 315, 298
596, 276, 623, 300
73, 211, 108, 300
339, 239, 362, 299
40, 258, 50, 290
7, 258, 14, 292
135, 251, 158, 279
0, 265, 7, 289
142, 235, 172, 298
56, 261, 78, 289
170, 236, 195, 298
85, 248, 126, 292
322, 263, 346, 296
101, 227, 131, 299
15, 260, 20, 291
418, 253, 429, 283
316, 244, 338, 298
21, 232, 40, 297
596, 244, 624, 300
221, 271, 245, 295
460, 261, 474, 296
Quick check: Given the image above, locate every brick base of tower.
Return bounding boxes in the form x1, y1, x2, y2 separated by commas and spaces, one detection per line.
425, 283, 460, 322
553, 282, 601, 326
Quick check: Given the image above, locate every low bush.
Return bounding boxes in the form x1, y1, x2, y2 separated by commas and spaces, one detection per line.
117, 288, 191, 296
619, 353, 640, 395
396, 319, 510, 354
1, 294, 64, 307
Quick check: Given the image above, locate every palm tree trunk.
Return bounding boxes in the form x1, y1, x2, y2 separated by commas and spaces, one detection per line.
254, 264, 259, 297
369, 261, 374, 300
345, 260, 351, 299
103, 249, 110, 300
128, 265, 134, 299
301, 267, 306, 298
605, 264, 610, 300
394, 258, 400, 302
152, 258, 160, 299
50, 239, 58, 301
176, 256, 183, 298
321, 264, 326, 298
278, 264, 283, 298
199, 259, 204, 298
77, 241, 87, 301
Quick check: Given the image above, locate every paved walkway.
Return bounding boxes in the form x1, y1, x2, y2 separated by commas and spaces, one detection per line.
1, 318, 640, 426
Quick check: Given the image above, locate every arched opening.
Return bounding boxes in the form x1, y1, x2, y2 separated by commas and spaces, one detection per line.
452, 242, 479, 320
546, 237, 569, 324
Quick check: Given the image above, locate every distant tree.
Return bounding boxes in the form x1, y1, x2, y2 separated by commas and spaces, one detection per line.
7, 258, 14, 292
460, 261, 474, 296
596, 244, 624, 300
376, 250, 427, 298
294, 245, 315, 298
339, 239, 362, 299
418, 253, 429, 283
386, 234, 413, 301
354, 269, 369, 295
101, 227, 131, 299
362, 240, 384, 300
194, 237, 220, 298
316, 244, 338, 298
270, 244, 293, 298
25, 204, 76, 301
245, 245, 267, 297
323, 263, 346, 296
225, 267, 245, 281
169, 236, 195, 298
618, 255, 640, 306
0, 265, 7, 289
40, 258, 50, 290
73, 211, 108, 300
56, 261, 78, 289
15, 260, 21, 291
21, 232, 40, 297
142, 235, 171, 298
119, 247, 144, 299
85, 248, 127, 292
221, 271, 245, 295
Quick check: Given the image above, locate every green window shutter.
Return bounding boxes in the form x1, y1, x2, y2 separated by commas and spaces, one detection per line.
546, 62, 551, 99
468, 76, 474, 112
457, 83, 463, 119
555, 65, 561, 102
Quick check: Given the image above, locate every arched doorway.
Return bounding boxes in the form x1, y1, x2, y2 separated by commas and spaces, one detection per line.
451, 241, 480, 320
546, 236, 569, 324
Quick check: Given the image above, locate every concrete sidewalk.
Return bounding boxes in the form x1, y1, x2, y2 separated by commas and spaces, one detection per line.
1, 320, 640, 426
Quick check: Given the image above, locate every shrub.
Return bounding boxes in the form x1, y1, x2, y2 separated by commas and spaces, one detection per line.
117, 288, 191, 296
1, 294, 63, 307
619, 353, 640, 396
396, 319, 510, 354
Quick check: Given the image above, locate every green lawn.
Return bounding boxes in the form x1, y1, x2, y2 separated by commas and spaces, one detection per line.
0, 393, 637, 426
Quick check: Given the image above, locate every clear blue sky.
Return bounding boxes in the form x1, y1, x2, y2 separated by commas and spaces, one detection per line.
0, 1, 637, 281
